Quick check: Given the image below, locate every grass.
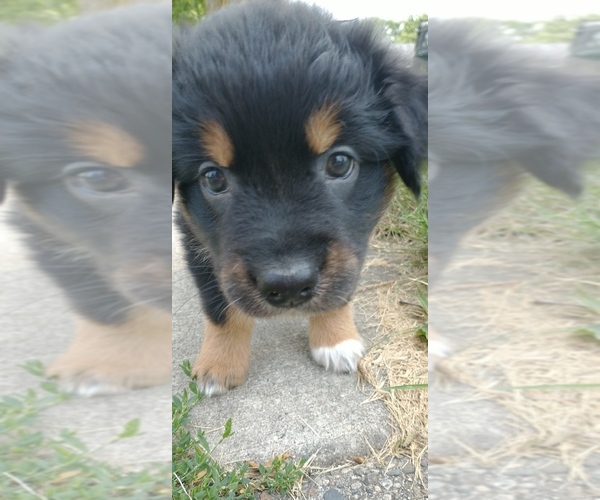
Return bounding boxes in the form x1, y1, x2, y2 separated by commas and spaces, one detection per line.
0, 0, 78, 22
172, 0, 205, 24
0, 361, 170, 499
573, 289, 600, 341
481, 162, 600, 250
375, 169, 428, 256
354, 161, 429, 472
375, 162, 429, 341
172, 361, 306, 499
481, 161, 600, 338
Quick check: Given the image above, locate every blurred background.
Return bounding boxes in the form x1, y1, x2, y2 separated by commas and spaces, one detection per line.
0, 1, 171, 498
428, 3, 600, 499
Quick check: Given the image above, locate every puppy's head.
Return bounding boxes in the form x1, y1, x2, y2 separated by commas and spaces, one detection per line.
0, 5, 172, 310
173, 1, 427, 317
427, 19, 600, 283
429, 18, 600, 197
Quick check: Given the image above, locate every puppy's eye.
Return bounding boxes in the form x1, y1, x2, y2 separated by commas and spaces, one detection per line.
65, 164, 130, 194
326, 153, 355, 179
200, 166, 228, 194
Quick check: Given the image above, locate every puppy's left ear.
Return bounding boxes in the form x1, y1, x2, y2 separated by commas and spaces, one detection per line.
381, 59, 427, 197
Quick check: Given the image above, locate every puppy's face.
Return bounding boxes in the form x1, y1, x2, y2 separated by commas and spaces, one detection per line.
179, 107, 397, 317
173, 2, 427, 318
13, 119, 172, 310
0, 6, 172, 311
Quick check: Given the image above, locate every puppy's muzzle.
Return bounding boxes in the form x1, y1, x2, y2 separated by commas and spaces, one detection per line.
255, 261, 319, 308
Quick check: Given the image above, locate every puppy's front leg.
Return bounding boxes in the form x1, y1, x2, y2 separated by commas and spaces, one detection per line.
309, 303, 364, 372
47, 307, 171, 396
193, 306, 254, 396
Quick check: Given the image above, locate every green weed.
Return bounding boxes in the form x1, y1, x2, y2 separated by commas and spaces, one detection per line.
172, 361, 306, 499
0, 361, 170, 499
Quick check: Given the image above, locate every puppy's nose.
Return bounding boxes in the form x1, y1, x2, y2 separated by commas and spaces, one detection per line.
256, 262, 318, 308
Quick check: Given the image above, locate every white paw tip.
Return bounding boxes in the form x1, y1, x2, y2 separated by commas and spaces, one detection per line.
428, 338, 453, 372
60, 379, 126, 397
311, 339, 365, 373
194, 377, 229, 397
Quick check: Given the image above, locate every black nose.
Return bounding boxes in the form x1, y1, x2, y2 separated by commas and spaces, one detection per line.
256, 262, 318, 308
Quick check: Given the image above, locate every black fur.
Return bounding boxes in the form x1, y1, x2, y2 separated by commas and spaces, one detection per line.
172, 1, 427, 325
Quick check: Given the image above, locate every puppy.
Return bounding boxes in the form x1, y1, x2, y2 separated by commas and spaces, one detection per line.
428, 19, 600, 368
0, 5, 172, 395
172, 1, 427, 396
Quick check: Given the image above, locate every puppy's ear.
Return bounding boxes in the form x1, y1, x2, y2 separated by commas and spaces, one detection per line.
497, 73, 600, 197
345, 20, 426, 196
384, 67, 427, 198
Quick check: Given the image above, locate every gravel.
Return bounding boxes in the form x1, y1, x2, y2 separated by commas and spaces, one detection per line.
266, 456, 427, 499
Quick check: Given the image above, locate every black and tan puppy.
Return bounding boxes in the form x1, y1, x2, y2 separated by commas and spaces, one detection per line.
428, 19, 600, 367
172, 1, 427, 395
0, 5, 172, 395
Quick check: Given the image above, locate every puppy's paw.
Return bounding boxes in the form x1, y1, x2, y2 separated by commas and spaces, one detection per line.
47, 309, 171, 397
428, 326, 453, 372
309, 304, 364, 373
47, 357, 171, 397
191, 361, 248, 397
192, 376, 228, 397
311, 338, 364, 372
428, 338, 453, 372
46, 365, 130, 397
192, 308, 254, 396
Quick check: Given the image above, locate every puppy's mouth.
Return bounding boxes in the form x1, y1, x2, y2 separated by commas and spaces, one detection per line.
219, 241, 361, 317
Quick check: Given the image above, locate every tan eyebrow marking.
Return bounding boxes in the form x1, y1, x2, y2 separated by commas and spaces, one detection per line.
68, 121, 144, 168
200, 120, 234, 167
305, 102, 342, 155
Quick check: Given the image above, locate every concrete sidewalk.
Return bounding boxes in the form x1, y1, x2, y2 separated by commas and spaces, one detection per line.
0, 211, 171, 468
172, 227, 393, 467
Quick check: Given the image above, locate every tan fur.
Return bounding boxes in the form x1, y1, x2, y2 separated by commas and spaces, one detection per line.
308, 303, 361, 349
304, 103, 342, 155
68, 121, 144, 167
323, 241, 360, 277
192, 306, 255, 390
47, 307, 171, 391
317, 241, 361, 303
200, 120, 234, 167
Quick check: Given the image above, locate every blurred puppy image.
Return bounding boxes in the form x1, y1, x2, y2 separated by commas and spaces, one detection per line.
172, 1, 427, 395
428, 19, 600, 366
0, 5, 172, 395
